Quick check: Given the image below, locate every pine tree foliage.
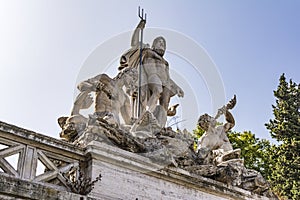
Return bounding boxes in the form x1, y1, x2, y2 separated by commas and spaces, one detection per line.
265, 74, 300, 200
266, 74, 300, 142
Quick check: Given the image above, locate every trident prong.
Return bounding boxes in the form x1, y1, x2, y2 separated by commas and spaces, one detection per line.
138, 6, 147, 21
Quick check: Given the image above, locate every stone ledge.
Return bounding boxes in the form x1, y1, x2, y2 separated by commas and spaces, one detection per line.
0, 173, 88, 200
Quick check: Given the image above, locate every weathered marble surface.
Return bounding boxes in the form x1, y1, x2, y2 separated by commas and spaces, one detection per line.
78, 121, 274, 198
86, 141, 272, 200
0, 174, 87, 200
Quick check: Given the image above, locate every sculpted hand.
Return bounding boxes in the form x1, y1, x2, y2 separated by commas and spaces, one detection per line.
177, 88, 184, 97
137, 19, 146, 29
215, 106, 227, 119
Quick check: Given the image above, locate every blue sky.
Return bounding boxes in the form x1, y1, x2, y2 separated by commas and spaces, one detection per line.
0, 0, 299, 141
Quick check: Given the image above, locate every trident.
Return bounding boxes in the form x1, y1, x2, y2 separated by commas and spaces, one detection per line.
137, 6, 146, 118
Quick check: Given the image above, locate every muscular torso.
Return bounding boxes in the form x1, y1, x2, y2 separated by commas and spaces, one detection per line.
95, 91, 112, 112
198, 126, 232, 152
143, 49, 170, 86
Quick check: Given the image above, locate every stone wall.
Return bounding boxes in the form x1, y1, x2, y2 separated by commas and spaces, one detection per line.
86, 141, 269, 200
0, 121, 270, 200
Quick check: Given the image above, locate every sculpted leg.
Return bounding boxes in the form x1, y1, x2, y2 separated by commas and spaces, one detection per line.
147, 84, 163, 111
145, 74, 163, 112
159, 87, 171, 111
120, 98, 132, 124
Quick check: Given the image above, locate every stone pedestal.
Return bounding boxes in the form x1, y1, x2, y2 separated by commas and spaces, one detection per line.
85, 141, 269, 200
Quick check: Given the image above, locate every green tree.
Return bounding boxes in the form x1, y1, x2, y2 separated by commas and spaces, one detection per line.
193, 125, 205, 150
227, 131, 272, 178
265, 74, 300, 200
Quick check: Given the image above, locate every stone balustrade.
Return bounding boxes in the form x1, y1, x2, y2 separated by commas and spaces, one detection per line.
0, 121, 87, 199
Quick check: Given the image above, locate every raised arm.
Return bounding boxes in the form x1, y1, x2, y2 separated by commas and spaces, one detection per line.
215, 95, 236, 132
131, 19, 146, 47
77, 75, 100, 92
224, 110, 235, 132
